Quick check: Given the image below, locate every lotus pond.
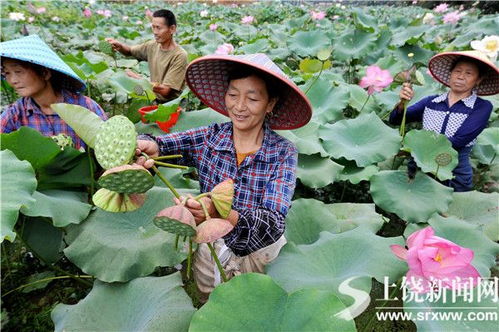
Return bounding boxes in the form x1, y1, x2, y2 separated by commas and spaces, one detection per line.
1, 1, 498, 331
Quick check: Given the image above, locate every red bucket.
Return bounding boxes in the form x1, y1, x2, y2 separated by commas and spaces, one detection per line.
138, 105, 181, 133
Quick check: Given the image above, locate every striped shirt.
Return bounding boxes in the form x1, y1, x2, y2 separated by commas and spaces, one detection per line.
1, 89, 107, 149
149, 121, 298, 256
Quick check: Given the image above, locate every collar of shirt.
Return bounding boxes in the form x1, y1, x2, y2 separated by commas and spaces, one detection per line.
206, 122, 280, 164
24, 89, 72, 116
431, 91, 478, 109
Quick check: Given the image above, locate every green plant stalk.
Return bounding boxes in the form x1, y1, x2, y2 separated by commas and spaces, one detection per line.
304, 60, 325, 96
194, 192, 210, 201
88, 148, 95, 199
175, 234, 179, 251
2, 275, 93, 298
151, 165, 180, 198
153, 155, 183, 160
187, 239, 193, 280
435, 164, 440, 179
399, 100, 408, 138
198, 199, 228, 283
359, 94, 371, 113
490, 153, 496, 165
154, 161, 189, 169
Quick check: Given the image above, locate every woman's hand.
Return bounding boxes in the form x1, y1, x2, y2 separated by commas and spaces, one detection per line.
399, 82, 414, 101
135, 139, 159, 168
174, 195, 220, 225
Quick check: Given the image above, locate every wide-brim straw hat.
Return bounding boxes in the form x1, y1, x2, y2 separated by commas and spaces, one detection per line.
0, 35, 86, 93
185, 53, 312, 130
428, 50, 499, 96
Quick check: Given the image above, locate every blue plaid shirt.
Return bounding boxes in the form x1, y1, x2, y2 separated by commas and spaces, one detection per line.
1, 89, 107, 149
151, 121, 298, 256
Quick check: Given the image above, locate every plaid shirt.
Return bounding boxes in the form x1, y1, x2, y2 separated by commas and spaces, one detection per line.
1, 89, 107, 149
152, 121, 298, 256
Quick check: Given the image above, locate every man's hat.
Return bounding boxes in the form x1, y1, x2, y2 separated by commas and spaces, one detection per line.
186, 53, 312, 130
0, 35, 86, 93
428, 50, 499, 96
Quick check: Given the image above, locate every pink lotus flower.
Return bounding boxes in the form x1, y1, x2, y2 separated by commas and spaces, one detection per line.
241, 16, 254, 24
215, 43, 234, 55
443, 11, 462, 24
310, 10, 326, 20
36, 7, 46, 14
359, 65, 393, 95
391, 226, 480, 293
28, 17, 35, 23
433, 3, 449, 13
145, 8, 153, 18
332, 15, 340, 20
83, 8, 92, 18
209, 23, 218, 31
136, 20, 143, 25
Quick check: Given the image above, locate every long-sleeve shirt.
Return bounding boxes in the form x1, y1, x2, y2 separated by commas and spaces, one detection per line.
1, 89, 107, 149
389, 91, 493, 191
150, 121, 298, 256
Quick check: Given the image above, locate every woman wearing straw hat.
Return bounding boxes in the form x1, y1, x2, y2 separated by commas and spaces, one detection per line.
137, 53, 312, 297
390, 51, 498, 192
0, 35, 107, 149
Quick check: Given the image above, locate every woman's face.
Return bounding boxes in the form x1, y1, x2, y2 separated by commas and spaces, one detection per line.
2, 59, 50, 98
448, 61, 481, 95
224, 75, 276, 133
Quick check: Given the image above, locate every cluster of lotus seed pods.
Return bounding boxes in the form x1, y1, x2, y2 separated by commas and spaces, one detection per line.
153, 179, 235, 243
92, 116, 154, 212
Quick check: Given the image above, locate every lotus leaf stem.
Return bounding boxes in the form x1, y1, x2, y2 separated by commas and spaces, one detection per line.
359, 94, 371, 113
207, 242, 228, 283
304, 60, 325, 96
88, 148, 95, 198
490, 153, 496, 165
2, 275, 93, 298
187, 239, 192, 280
175, 235, 179, 250
153, 155, 183, 160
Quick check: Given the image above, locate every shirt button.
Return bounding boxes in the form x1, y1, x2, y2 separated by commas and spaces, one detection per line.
446, 111, 450, 114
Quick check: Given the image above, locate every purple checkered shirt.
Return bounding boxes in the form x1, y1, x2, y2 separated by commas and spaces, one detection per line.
1, 89, 107, 149
151, 121, 298, 256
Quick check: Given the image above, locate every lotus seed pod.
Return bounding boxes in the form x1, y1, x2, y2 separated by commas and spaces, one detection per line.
194, 218, 234, 244
154, 205, 197, 236
98, 40, 114, 56
93, 188, 145, 212
51, 133, 74, 150
133, 85, 144, 96
435, 153, 452, 167
210, 178, 234, 219
94, 115, 137, 169
98, 164, 154, 194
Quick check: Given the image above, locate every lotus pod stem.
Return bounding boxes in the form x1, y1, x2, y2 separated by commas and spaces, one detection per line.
153, 155, 183, 160
399, 100, 408, 138
153, 161, 189, 169
151, 165, 180, 198
187, 239, 193, 280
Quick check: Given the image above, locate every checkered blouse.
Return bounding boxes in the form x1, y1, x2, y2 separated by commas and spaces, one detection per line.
151, 121, 298, 256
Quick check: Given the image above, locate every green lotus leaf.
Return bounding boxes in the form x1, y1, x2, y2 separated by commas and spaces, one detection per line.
299, 58, 331, 74
285, 198, 384, 245
296, 154, 343, 188
106, 71, 153, 95
477, 127, 499, 155
22, 271, 56, 293
1, 150, 37, 243
52, 273, 195, 332
198, 30, 225, 44
288, 30, 331, 58
169, 108, 228, 133
403, 129, 458, 181
370, 171, 454, 223
51, 103, 104, 149
319, 113, 401, 167
352, 8, 377, 33
305, 78, 349, 123
390, 26, 427, 47
393, 45, 434, 67
1, 127, 62, 169
337, 159, 379, 184
232, 25, 258, 41
20, 190, 92, 227
22, 217, 63, 264
238, 39, 270, 54
348, 84, 381, 114
276, 121, 329, 157
144, 96, 181, 122
267, 228, 406, 307
332, 29, 377, 61
189, 273, 356, 332
317, 47, 333, 61
64, 187, 187, 282
116, 59, 138, 68
471, 143, 498, 165
444, 191, 499, 241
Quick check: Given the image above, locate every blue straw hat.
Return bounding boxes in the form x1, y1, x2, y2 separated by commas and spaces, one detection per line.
0, 35, 86, 93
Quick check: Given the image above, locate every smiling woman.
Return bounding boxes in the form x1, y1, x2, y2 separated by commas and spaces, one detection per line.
136, 53, 312, 299
0, 35, 107, 149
